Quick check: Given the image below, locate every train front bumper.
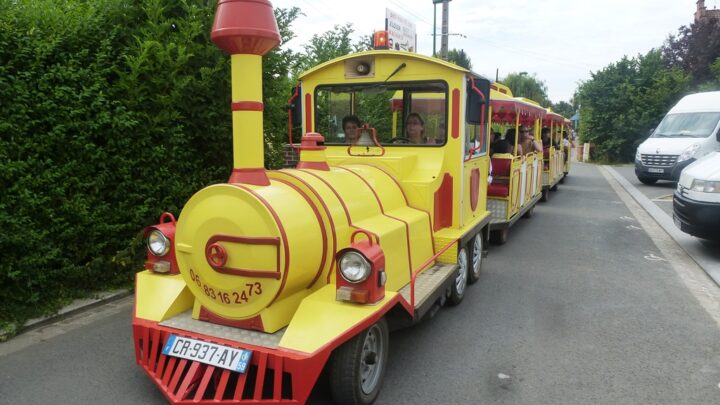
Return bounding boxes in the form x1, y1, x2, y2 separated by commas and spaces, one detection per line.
132, 317, 329, 404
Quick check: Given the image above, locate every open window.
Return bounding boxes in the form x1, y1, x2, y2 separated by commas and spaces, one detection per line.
465, 76, 490, 158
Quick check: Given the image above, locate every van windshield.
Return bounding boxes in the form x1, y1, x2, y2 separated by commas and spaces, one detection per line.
651, 112, 720, 138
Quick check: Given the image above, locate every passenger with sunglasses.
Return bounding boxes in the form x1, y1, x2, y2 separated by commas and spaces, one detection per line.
519, 126, 542, 156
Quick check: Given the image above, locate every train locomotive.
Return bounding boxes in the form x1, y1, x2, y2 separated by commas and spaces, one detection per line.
132, 1, 494, 403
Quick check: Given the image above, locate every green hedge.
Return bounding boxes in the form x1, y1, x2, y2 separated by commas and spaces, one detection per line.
0, 0, 281, 335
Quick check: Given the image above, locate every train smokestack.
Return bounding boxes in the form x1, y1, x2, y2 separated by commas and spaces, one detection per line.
211, 0, 280, 186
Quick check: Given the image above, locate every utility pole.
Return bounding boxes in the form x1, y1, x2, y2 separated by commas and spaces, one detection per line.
432, 0, 442, 57
440, 0, 451, 60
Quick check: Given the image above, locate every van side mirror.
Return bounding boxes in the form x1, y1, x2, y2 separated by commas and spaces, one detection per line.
648, 127, 655, 136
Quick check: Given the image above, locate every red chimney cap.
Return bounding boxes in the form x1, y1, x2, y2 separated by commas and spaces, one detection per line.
211, 0, 281, 55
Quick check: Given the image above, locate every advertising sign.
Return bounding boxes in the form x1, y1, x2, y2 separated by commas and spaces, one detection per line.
385, 8, 416, 52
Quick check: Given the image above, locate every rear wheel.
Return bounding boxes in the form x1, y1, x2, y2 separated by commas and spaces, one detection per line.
329, 318, 389, 405
490, 228, 509, 245
638, 176, 658, 185
468, 233, 483, 284
522, 205, 535, 219
540, 189, 549, 202
448, 247, 468, 305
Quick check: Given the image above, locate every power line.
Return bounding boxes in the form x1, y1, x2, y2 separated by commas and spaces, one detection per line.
463, 33, 594, 73
386, 0, 434, 28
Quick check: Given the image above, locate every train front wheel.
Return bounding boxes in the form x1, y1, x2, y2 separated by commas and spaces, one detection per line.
329, 318, 389, 405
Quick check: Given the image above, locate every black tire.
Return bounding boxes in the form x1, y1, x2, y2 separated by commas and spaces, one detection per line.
638, 176, 658, 185
550, 183, 558, 191
468, 233, 483, 284
490, 228, 508, 245
560, 175, 565, 184
448, 246, 468, 305
540, 189, 549, 202
329, 318, 389, 405
522, 204, 535, 219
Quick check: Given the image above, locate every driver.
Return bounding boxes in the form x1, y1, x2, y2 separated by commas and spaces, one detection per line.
342, 115, 361, 143
405, 113, 426, 144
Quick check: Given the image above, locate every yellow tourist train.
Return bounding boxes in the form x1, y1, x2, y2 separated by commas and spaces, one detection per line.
131, 1, 571, 404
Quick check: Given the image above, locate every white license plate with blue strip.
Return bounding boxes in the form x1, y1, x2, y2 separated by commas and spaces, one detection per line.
162, 334, 252, 373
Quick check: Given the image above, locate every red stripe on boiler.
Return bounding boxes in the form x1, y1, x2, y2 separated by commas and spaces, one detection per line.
273, 177, 329, 288
276, 170, 339, 284
338, 166, 414, 276
232, 183, 290, 307
365, 164, 435, 255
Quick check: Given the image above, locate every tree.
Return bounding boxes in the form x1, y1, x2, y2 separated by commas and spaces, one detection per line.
0, 0, 304, 336
447, 48, 472, 70
501, 72, 550, 107
663, 16, 720, 85
262, 6, 302, 168
292, 24, 367, 75
576, 49, 688, 162
551, 101, 575, 120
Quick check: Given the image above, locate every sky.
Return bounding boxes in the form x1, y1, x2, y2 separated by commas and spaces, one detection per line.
267, 0, 709, 104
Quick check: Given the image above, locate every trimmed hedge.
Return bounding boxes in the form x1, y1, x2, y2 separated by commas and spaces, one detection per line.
0, 0, 292, 335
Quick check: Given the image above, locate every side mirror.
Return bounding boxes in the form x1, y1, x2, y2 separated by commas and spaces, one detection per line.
288, 85, 303, 131
466, 77, 489, 125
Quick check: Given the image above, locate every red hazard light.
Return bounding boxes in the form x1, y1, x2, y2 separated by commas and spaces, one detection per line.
374, 31, 389, 50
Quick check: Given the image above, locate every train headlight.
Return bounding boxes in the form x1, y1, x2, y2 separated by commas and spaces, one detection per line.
339, 251, 371, 283
147, 230, 170, 256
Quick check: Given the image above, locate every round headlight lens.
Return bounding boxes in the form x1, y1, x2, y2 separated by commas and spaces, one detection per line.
339, 251, 371, 283
147, 230, 170, 256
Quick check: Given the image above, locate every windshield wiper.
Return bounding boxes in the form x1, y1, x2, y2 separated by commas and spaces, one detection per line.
384, 63, 407, 82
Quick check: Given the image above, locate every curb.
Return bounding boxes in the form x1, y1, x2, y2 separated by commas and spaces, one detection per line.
2, 289, 133, 341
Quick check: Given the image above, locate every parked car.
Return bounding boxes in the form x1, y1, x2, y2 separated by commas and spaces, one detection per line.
673, 151, 720, 240
635, 91, 720, 184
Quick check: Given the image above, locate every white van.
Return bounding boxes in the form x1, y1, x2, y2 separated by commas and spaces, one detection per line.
673, 151, 720, 240
635, 91, 720, 184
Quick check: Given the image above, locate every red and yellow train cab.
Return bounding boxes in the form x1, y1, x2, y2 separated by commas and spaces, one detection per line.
486, 83, 545, 243
132, 1, 492, 404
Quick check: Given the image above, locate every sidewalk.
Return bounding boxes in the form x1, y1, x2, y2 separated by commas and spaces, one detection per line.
1, 289, 132, 342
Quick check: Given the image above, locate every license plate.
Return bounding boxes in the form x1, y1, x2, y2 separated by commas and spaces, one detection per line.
673, 215, 681, 229
648, 168, 665, 173
162, 334, 252, 373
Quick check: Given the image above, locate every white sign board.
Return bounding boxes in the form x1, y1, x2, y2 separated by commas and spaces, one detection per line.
385, 8, 416, 52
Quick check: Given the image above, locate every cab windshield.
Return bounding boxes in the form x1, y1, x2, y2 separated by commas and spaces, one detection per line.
652, 112, 720, 138
314, 81, 448, 146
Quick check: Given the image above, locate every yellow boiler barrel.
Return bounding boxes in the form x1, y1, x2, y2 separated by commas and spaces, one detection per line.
174, 182, 327, 326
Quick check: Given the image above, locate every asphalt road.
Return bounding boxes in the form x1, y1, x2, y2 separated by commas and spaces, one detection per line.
609, 163, 720, 284
1, 163, 719, 404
